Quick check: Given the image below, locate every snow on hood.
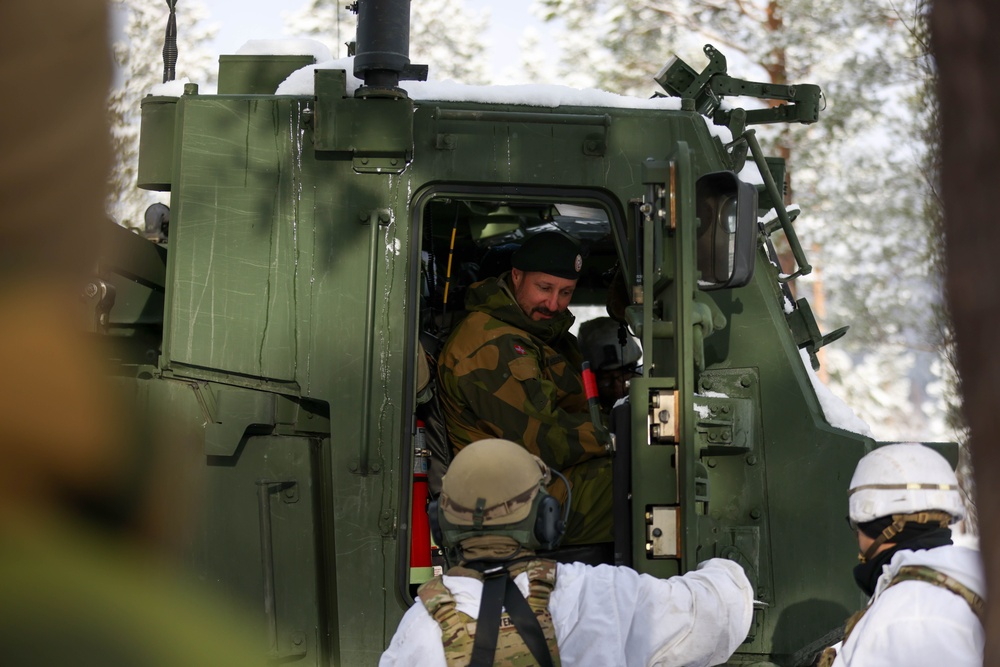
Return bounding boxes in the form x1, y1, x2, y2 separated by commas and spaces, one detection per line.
799, 348, 874, 437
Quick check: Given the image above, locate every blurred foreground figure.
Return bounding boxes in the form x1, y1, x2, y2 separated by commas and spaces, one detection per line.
932, 2, 1000, 665
819, 444, 983, 666
0, 1, 265, 664
380, 438, 752, 667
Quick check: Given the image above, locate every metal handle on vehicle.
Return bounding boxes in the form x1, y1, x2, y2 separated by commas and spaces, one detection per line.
743, 129, 812, 282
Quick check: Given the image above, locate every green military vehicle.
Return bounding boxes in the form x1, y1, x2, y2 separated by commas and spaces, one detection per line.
95, 0, 887, 663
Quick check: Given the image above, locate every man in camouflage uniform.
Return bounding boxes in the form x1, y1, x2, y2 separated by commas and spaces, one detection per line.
437, 232, 612, 545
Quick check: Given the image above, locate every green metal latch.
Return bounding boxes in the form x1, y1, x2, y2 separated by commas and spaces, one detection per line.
785, 297, 849, 370
313, 69, 413, 173
694, 395, 754, 456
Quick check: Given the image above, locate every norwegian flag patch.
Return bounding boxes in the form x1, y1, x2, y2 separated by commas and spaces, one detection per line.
513, 344, 526, 356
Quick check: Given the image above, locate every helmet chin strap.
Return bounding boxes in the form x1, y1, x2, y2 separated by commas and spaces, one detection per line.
858, 511, 952, 563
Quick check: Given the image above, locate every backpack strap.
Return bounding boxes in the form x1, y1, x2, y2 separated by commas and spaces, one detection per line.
417, 577, 475, 665
497, 559, 560, 667
518, 559, 557, 610
887, 565, 985, 624
468, 567, 508, 667
499, 570, 554, 667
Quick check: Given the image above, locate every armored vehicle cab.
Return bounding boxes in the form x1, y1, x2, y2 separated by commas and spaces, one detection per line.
94, 1, 897, 664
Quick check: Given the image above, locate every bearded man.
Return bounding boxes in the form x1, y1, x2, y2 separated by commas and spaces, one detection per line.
437, 232, 613, 545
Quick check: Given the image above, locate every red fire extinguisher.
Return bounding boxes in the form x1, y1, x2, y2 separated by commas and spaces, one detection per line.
410, 419, 433, 584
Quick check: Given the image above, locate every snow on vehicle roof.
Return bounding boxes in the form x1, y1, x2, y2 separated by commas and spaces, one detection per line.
148, 41, 734, 143
275, 54, 739, 142
149, 78, 192, 97
235, 38, 332, 63
275, 55, 687, 113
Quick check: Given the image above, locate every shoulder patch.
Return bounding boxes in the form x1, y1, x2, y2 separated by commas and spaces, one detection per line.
513, 344, 526, 356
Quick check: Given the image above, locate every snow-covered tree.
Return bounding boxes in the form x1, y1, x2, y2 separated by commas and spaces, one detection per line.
796, 2, 959, 444
284, 0, 356, 58
284, 0, 490, 84
108, 0, 216, 229
410, 1, 490, 84
534, 0, 954, 442
513, 26, 559, 85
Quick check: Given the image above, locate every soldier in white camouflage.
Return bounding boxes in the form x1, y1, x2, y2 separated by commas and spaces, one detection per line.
379, 438, 754, 667
437, 232, 612, 545
818, 443, 985, 667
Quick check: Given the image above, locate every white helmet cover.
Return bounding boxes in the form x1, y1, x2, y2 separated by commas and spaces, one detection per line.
848, 443, 964, 523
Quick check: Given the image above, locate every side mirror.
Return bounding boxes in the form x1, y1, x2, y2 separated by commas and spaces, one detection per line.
695, 171, 758, 290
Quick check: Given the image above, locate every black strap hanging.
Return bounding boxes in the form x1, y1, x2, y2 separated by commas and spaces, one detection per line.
502, 574, 555, 667
469, 571, 506, 666
468, 567, 555, 667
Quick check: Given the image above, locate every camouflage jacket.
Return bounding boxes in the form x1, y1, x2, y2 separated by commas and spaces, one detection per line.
437, 274, 607, 471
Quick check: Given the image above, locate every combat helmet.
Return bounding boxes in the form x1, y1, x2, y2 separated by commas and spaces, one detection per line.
432, 439, 566, 551
849, 443, 964, 523
848, 443, 964, 561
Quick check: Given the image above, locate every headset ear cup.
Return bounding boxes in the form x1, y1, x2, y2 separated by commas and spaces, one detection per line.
427, 499, 445, 547
533, 493, 565, 549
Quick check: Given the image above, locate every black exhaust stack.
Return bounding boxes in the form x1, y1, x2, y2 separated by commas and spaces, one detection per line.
353, 0, 428, 98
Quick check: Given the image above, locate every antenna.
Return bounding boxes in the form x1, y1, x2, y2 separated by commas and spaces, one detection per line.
162, 0, 178, 83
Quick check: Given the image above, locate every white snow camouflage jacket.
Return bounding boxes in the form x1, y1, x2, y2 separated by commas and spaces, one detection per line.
379, 558, 752, 667
832, 544, 984, 667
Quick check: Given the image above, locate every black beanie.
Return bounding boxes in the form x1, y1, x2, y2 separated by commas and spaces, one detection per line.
511, 232, 582, 280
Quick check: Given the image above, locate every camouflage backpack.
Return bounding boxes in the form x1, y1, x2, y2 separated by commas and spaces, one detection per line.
417, 559, 561, 667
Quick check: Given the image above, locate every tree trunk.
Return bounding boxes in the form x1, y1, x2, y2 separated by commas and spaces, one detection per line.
932, 1, 1000, 662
